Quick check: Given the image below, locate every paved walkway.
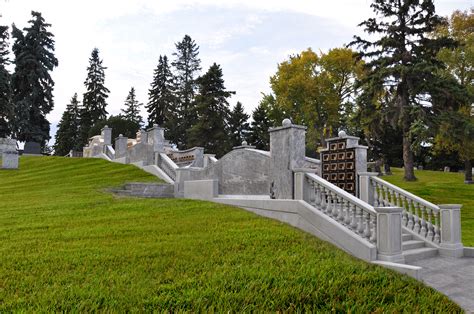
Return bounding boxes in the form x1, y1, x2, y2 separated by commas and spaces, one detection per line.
409, 256, 474, 312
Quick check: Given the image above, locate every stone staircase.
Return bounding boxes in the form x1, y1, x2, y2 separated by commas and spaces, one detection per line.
402, 230, 438, 263
111, 182, 174, 198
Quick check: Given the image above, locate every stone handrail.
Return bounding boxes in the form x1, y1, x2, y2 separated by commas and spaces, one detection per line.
104, 145, 115, 160
158, 153, 178, 181
370, 176, 441, 243
304, 173, 377, 244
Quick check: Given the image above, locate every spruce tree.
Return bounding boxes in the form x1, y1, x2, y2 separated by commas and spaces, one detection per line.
0, 25, 11, 138
121, 87, 143, 126
171, 34, 201, 148
351, 0, 457, 181
79, 48, 109, 147
11, 11, 58, 146
188, 63, 234, 157
146, 55, 175, 129
228, 101, 250, 147
248, 101, 272, 150
54, 93, 81, 156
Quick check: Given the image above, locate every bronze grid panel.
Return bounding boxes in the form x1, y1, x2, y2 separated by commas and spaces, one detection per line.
321, 139, 356, 195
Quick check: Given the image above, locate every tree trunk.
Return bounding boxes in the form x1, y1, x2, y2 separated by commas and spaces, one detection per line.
465, 159, 473, 184
402, 134, 416, 181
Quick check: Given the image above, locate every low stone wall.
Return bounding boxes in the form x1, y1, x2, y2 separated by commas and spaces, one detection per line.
176, 148, 271, 196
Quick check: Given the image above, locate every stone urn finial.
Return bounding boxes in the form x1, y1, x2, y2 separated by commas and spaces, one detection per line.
338, 130, 347, 138
242, 140, 248, 146
282, 118, 291, 127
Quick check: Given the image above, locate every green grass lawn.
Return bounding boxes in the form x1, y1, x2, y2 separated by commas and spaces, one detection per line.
0, 157, 462, 311
382, 168, 474, 246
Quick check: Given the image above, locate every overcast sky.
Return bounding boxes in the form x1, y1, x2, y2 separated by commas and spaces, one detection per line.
1, 0, 472, 143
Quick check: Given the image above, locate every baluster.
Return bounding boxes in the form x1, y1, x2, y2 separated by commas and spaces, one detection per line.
382, 186, 389, 206
331, 192, 339, 218
320, 187, 327, 213
344, 200, 351, 225
413, 201, 420, 234
371, 180, 379, 207
369, 213, 377, 243
308, 181, 316, 205
314, 184, 321, 207
337, 196, 345, 222
350, 204, 358, 230
327, 191, 334, 216
363, 211, 371, 239
419, 205, 427, 237
406, 197, 414, 230
434, 211, 440, 243
391, 190, 398, 206
357, 207, 365, 235
426, 208, 434, 241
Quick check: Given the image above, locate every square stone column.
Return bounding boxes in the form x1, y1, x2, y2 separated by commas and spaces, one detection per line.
376, 206, 405, 263
147, 124, 165, 153
115, 134, 128, 160
358, 172, 379, 205
269, 119, 306, 199
439, 204, 464, 257
101, 125, 112, 145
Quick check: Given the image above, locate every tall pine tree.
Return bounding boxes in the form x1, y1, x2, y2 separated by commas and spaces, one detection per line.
248, 101, 272, 150
188, 63, 234, 157
228, 101, 250, 147
11, 11, 58, 146
121, 87, 143, 126
0, 25, 11, 138
54, 93, 81, 156
351, 0, 457, 181
146, 55, 175, 129
172, 35, 201, 148
79, 48, 109, 147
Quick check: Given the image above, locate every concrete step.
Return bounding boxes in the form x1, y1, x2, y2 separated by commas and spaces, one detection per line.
402, 233, 413, 241
121, 182, 175, 198
113, 190, 133, 197
403, 247, 438, 263
402, 240, 425, 251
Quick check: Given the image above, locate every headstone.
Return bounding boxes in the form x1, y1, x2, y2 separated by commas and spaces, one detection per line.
444, 166, 450, 172
24, 141, 41, 155
2, 150, 19, 169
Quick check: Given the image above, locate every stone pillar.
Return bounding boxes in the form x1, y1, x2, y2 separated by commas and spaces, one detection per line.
269, 119, 306, 199
115, 134, 128, 160
294, 172, 307, 201
358, 172, 378, 205
101, 125, 112, 145
2, 150, 19, 169
140, 129, 148, 144
148, 124, 165, 153
376, 207, 404, 263
439, 204, 464, 257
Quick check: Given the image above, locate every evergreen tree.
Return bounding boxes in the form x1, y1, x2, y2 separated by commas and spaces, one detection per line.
11, 11, 58, 146
248, 100, 272, 150
228, 101, 250, 147
79, 48, 109, 147
54, 93, 81, 156
121, 87, 143, 126
146, 55, 175, 129
351, 0, 457, 181
0, 25, 11, 138
188, 63, 234, 157
171, 34, 201, 148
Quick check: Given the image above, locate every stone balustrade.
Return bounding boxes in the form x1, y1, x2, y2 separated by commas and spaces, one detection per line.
158, 153, 178, 181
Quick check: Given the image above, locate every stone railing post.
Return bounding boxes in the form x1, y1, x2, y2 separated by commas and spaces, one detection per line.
376, 206, 404, 263
115, 134, 128, 160
148, 124, 165, 153
358, 172, 378, 205
269, 119, 306, 199
101, 125, 112, 145
294, 172, 306, 200
439, 204, 464, 257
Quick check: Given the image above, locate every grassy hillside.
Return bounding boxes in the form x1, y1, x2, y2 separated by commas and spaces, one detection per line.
0, 157, 461, 311
383, 168, 474, 246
